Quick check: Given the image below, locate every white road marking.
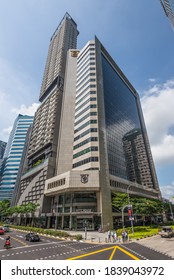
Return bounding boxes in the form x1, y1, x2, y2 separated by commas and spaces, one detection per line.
15, 235, 24, 238
0, 240, 65, 252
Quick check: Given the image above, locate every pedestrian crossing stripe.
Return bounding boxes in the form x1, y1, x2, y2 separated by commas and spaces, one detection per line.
67, 245, 140, 260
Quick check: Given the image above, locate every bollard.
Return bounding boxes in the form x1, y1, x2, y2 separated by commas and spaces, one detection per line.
98, 237, 100, 243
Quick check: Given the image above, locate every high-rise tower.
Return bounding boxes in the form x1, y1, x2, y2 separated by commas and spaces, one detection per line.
160, 0, 174, 29
17, 13, 79, 212
28, 13, 79, 163
0, 115, 33, 201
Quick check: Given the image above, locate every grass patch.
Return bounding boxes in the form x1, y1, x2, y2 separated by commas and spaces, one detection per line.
116, 226, 159, 240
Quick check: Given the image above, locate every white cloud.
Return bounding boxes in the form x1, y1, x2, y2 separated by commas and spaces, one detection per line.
0, 126, 13, 142
141, 79, 174, 166
12, 103, 39, 116
0, 57, 39, 142
148, 78, 157, 83
0, 102, 39, 142
160, 182, 174, 200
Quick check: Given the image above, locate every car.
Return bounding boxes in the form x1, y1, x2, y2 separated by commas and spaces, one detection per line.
25, 232, 40, 242
0, 227, 5, 235
3, 225, 10, 232
159, 226, 174, 238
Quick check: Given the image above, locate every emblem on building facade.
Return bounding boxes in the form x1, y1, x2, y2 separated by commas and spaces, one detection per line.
80, 174, 89, 184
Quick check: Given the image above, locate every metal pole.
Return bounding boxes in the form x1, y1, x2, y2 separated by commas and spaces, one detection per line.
122, 207, 125, 230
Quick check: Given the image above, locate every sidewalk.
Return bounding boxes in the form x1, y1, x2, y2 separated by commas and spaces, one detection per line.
65, 230, 122, 244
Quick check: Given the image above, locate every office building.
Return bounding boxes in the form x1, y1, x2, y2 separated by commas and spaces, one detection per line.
160, 0, 174, 29
0, 114, 33, 201
17, 14, 161, 230
10, 126, 33, 207
44, 38, 161, 230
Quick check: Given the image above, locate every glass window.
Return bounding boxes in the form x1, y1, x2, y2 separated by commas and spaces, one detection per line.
102, 54, 142, 180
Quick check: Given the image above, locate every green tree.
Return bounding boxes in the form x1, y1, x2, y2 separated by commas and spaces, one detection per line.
112, 192, 164, 225
112, 193, 129, 211
25, 203, 39, 226
0, 200, 11, 221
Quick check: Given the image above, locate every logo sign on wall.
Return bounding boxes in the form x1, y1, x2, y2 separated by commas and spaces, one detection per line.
80, 174, 89, 184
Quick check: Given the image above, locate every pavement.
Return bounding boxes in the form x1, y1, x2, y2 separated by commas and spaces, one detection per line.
65, 230, 121, 244
136, 234, 174, 258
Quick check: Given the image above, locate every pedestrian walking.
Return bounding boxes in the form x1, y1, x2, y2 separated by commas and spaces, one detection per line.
122, 230, 125, 243
111, 231, 114, 242
114, 231, 117, 242
107, 230, 111, 242
125, 231, 128, 242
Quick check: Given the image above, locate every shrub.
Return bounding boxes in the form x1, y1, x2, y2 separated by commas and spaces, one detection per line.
75, 234, 83, 241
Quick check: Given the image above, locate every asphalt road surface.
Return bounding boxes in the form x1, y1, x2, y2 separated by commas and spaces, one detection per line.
0, 229, 173, 260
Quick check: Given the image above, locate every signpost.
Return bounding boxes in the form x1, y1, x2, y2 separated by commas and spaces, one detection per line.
122, 204, 134, 235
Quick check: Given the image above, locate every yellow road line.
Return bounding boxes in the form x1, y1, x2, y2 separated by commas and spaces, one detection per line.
109, 246, 117, 260
68, 246, 116, 260
116, 246, 140, 260
68, 245, 140, 260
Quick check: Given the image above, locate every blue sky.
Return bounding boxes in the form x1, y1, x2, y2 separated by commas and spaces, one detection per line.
0, 0, 174, 200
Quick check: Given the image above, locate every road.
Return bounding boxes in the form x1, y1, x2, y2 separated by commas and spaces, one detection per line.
136, 234, 174, 258
0, 229, 173, 260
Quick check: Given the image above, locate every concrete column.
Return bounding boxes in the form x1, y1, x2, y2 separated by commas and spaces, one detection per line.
47, 216, 51, 228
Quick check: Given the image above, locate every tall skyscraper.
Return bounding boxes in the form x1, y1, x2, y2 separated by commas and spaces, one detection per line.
160, 0, 174, 29
17, 13, 79, 211
0, 115, 33, 201
17, 14, 161, 230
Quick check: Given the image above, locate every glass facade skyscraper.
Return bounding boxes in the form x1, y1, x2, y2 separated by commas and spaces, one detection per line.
0, 114, 33, 201
102, 54, 141, 179
160, 0, 174, 29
